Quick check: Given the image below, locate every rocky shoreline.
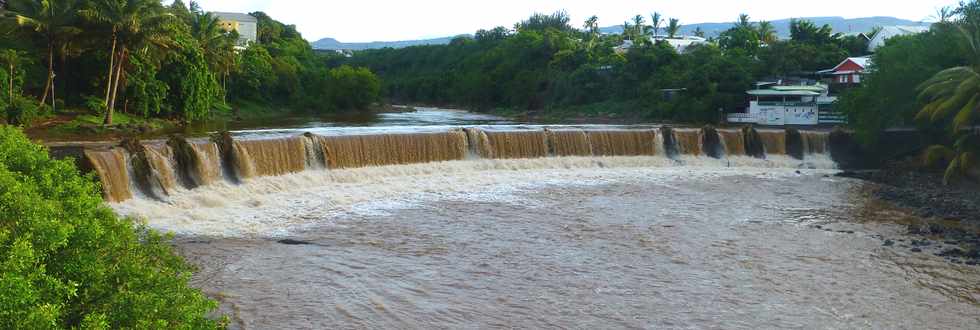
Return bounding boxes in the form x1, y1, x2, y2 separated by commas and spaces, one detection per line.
838, 163, 980, 265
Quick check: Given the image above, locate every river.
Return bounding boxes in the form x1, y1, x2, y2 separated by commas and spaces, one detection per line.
93, 108, 980, 328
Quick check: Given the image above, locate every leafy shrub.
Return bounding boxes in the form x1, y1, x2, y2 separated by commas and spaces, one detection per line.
327, 65, 381, 111
82, 95, 107, 116
5, 95, 43, 126
0, 126, 223, 329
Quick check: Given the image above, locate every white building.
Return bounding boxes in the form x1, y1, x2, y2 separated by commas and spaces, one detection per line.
868, 26, 929, 52
727, 84, 842, 126
214, 12, 258, 49
615, 35, 709, 54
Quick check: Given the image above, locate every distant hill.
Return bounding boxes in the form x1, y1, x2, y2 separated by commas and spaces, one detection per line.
599, 16, 931, 38
312, 16, 931, 50
312, 36, 467, 50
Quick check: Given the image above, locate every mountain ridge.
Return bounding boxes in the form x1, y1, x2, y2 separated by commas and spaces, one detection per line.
312, 16, 931, 50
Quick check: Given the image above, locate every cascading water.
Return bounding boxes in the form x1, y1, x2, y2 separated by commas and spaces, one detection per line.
84, 148, 133, 202
477, 129, 549, 159
718, 129, 746, 156
757, 129, 787, 155
586, 129, 658, 156
143, 143, 180, 196
546, 129, 592, 157
232, 137, 308, 178
189, 141, 223, 185
317, 131, 468, 168
673, 129, 703, 155
66, 126, 838, 203
802, 131, 829, 155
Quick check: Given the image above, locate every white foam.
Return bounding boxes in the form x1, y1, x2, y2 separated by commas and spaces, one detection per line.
112, 156, 838, 237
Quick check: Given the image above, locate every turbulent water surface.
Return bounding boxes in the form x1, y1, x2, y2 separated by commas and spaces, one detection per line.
158, 166, 980, 329
73, 108, 980, 328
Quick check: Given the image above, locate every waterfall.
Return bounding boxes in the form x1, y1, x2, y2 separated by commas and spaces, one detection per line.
801, 131, 829, 155
317, 131, 468, 168
61, 125, 841, 203
546, 129, 592, 157
586, 129, 658, 156
143, 143, 180, 197
303, 133, 327, 170
701, 127, 725, 159
718, 129, 746, 156
478, 129, 549, 159
673, 129, 702, 155
189, 141, 223, 186
84, 148, 133, 202
232, 137, 308, 178
757, 130, 786, 155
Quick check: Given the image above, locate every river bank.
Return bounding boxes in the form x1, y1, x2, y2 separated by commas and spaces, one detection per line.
839, 162, 980, 265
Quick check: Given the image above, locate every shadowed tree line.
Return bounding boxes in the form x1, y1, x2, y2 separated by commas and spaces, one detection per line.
839, 0, 980, 183
0, 0, 379, 127
344, 11, 870, 123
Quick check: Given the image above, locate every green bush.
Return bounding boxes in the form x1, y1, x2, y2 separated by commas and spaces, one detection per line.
0, 126, 223, 329
5, 95, 43, 126
327, 65, 381, 111
82, 95, 107, 116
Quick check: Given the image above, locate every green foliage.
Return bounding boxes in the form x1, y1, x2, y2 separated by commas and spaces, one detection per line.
232, 45, 276, 100
4, 94, 42, 126
161, 36, 222, 122
0, 126, 222, 328
326, 65, 380, 111
839, 24, 969, 145
515, 11, 573, 33
346, 12, 756, 124
126, 52, 168, 118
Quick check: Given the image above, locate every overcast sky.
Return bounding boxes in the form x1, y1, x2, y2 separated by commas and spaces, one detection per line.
181, 0, 960, 42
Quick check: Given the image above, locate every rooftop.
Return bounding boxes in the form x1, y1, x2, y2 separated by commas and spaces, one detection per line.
213, 12, 257, 23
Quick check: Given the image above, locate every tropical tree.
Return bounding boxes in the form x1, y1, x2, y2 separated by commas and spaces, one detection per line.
632, 14, 649, 42
666, 18, 681, 38
190, 11, 236, 102
3, 0, 81, 108
693, 27, 705, 38
583, 15, 600, 54
82, 0, 174, 125
758, 21, 777, 44
0, 49, 25, 105
916, 0, 980, 183
650, 12, 663, 37
736, 14, 753, 29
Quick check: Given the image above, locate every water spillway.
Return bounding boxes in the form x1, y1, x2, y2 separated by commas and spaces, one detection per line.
317, 131, 468, 168
59, 126, 837, 202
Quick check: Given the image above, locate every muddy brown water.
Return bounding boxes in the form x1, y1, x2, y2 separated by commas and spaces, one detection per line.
150, 167, 980, 329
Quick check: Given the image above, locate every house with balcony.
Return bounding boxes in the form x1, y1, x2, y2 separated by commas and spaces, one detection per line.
727, 83, 844, 126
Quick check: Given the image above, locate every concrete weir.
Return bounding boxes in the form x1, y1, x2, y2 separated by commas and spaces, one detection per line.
48, 126, 838, 202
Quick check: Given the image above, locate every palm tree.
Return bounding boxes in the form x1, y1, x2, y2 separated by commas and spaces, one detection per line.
666, 18, 681, 38
82, 0, 174, 125
693, 27, 705, 38
4, 0, 81, 108
191, 12, 237, 103
632, 14, 648, 42
917, 17, 980, 183
0, 49, 26, 106
758, 21, 777, 44
583, 15, 600, 55
622, 21, 632, 41
736, 14, 753, 29
650, 12, 664, 37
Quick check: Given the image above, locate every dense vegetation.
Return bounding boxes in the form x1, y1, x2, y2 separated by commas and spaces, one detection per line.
0, 0, 379, 129
344, 11, 867, 123
839, 0, 980, 182
0, 126, 221, 328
